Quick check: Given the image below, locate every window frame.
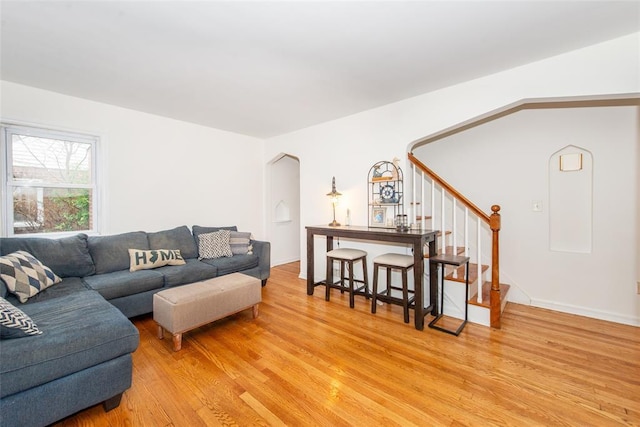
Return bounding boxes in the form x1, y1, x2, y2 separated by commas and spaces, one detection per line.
1, 123, 100, 237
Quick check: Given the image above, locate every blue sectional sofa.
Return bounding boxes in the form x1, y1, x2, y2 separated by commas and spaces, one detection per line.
0, 225, 270, 427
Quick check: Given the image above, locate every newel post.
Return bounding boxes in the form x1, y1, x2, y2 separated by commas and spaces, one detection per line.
490, 205, 501, 329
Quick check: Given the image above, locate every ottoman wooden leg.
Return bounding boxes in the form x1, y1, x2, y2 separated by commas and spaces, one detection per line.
172, 333, 182, 351
157, 324, 164, 340
252, 303, 259, 319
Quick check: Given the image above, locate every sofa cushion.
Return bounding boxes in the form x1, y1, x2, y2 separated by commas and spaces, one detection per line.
128, 249, 185, 272
88, 231, 149, 274
0, 233, 95, 278
0, 251, 62, 303
0, 296, 42, 339
0, 290, 139, 398
198, 230, 233, 259
147, 226, 198, 259
5, 277, 89, 306
155, 258, 218, 287
200, 253, 259, 276
230, 231, 253, 255
83, 269, 164, 300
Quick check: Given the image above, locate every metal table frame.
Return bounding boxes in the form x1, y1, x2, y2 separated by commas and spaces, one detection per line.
428, 254, 471, 336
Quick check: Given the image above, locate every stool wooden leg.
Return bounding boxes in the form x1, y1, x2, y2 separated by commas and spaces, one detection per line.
326, 257, 332, 301
252, 303, 259, 319
386, 267, 392, 296
172, 333, 182, 351
362, 256, 370, 298
348, 260, 355, 308
402, 268, 409, 323
340, 261, 346, 293
372, 263, 379, 313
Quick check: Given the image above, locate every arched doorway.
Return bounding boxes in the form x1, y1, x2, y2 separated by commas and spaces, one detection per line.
267, 153, 301, 266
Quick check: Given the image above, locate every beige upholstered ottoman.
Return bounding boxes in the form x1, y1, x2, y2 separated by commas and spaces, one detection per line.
153, 273, 261, 351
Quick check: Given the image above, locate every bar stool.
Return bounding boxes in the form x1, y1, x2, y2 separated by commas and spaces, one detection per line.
371, 253, 415, 323
325, 248, 370, 308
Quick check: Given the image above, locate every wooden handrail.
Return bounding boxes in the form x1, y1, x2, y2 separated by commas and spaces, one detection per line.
408, 152, 490, 223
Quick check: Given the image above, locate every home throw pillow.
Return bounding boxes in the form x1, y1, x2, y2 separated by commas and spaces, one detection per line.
229, 231, 253, 255
0, 296, 43, 339
128, 249, 186, 272
0, 251, 61, 303
198, 230, 233, 259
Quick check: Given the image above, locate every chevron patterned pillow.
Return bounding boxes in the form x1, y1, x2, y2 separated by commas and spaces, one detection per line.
198, 230, 233, 259
0, 251, 61, 303
0, 296, 42, 339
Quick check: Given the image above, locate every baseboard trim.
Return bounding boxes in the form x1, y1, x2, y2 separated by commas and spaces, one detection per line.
272, 257, 301, 267
530, 298, 640, 326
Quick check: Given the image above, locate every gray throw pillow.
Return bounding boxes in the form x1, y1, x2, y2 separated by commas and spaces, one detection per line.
229, 231, 253, 255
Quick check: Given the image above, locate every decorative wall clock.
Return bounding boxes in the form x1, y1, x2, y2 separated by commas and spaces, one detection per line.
380, 184, 396, 202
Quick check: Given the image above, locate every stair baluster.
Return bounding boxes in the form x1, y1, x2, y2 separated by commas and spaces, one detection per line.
477, 216, 482, 304
440, 188, 445, 253
464, 206, 469, 258
452, 199, 458, 279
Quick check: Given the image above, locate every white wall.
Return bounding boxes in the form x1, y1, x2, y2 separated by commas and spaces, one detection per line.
637, 106, 640, 294
1, 81, 265, 237
264, 33, 640, 324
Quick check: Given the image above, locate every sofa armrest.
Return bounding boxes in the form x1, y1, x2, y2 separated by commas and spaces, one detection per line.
251, 240, 271, 284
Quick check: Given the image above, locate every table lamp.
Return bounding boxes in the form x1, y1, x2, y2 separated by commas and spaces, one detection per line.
326, 177, 342, 226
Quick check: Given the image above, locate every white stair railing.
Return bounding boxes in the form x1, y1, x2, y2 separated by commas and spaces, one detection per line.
408, 153, 501, 323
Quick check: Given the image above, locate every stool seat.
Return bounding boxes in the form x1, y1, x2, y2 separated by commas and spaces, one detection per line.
373, 253, 414, 268
327, 248, 367, 260
371, 253, 415, 323
326, 248, 369, 308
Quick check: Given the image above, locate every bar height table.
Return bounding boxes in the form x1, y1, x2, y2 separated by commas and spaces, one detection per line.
306, 225, 439, 330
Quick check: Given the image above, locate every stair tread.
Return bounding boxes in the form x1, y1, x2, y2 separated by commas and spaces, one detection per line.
444, 263, 488, 283
423, 246, 465, 258
468, 282, 510, 308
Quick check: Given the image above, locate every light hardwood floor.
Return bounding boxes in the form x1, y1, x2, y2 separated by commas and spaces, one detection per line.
56, 262, 640, 426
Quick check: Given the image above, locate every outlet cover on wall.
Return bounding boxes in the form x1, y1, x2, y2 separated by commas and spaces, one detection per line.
532, 200, 543, 212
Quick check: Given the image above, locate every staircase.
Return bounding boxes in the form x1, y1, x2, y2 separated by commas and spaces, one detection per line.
408, 153, 510, 328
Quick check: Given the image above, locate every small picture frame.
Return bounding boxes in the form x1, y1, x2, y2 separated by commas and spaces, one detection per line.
371, 207, 386, 226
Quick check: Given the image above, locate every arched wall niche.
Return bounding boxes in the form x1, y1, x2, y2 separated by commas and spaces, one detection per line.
548, 145, 593, 253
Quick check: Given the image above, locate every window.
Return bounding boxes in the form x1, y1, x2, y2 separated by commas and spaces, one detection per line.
2, 124, 98, 236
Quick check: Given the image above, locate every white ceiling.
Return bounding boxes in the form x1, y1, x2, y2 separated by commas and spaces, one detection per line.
1, 1, 639, 139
